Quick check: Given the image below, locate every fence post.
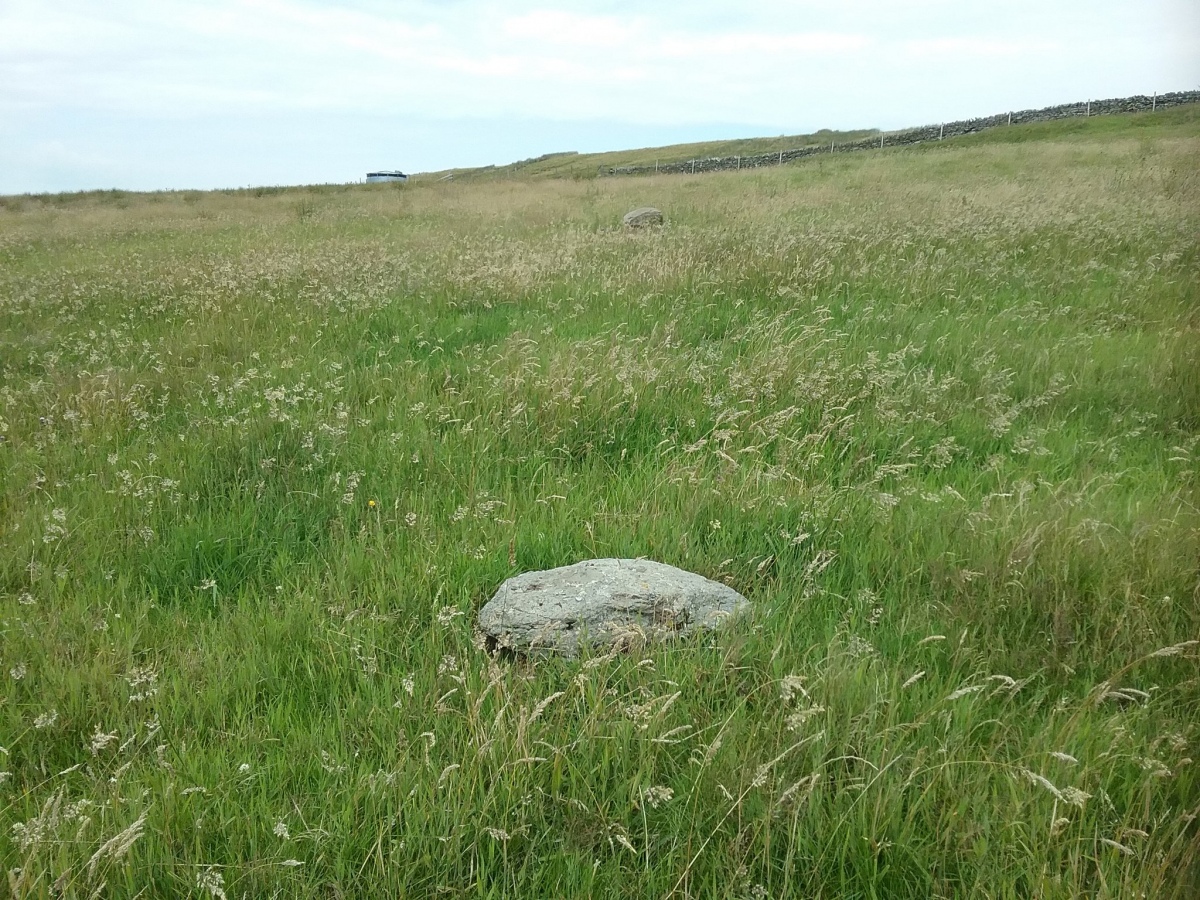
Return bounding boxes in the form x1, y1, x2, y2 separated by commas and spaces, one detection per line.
691, 159, 695, 175
939, 123, 944, 140
736, 156, 740, 170
1086, 100, 1090, 117
880, 134, 885, 149
1152, 92, 1157, 112
778, 150, 783, 165
1007, 111, 1012, 125
655, 159, 659, 173
830, 141, 835, 153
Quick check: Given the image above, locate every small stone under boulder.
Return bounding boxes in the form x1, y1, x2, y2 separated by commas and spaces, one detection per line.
477, 558, 749, 656
622, 207, 664, 228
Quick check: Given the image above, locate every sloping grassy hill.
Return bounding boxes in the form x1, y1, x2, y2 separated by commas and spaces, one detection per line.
0, 105, 1197, 899
417, 103, 1199, 181
421, 126, 880, 180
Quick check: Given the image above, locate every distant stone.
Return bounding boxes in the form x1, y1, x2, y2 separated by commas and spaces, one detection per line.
477, 558, 748, 656
623, 207, 664, 228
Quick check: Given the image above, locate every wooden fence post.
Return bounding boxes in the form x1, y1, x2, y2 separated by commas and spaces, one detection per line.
1086, 100, 1091, 117
1152, 92, 1157, 112
880, 134, 885, 149
690, 159, 695, 175
1007, 111, 1012, 125
778, 150, 783, 165
939, 123, 944, 140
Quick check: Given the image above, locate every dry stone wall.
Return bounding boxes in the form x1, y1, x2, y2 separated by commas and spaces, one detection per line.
602, 91, 1200, 178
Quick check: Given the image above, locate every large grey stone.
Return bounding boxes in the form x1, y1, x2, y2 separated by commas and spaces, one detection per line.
478, 558, 748, 656
622, 207, 664, 228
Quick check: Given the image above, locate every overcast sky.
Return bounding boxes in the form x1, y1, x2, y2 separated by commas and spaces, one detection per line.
2, 0, 1197, 194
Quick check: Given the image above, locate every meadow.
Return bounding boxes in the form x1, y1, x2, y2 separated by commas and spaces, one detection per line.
0, 107, 1197, 898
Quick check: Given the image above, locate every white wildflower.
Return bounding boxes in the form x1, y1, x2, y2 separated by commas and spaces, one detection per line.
274, 821, 290, 840
90, 727, 119, 755
1061, 787, 1091, 808
624, 692, 681, 729
785, 705, 826, 732
320, 750, 347, 774
845, 635, 876, 658
642, 785, 674, 808
34, 709, 59, 729
394, 674, 415, 706
436, 606, 463, 625
126, 666, 159, 702
779, 675, 808, 703
197, 866, 227, 899
12, 791, 63, 851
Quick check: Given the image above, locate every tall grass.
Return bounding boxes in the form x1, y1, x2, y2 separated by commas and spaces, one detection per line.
0, 112, 1197, 898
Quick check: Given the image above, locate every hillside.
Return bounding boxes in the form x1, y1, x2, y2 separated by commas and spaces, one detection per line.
418, 96, 1198, 182
422, 126, 880, 180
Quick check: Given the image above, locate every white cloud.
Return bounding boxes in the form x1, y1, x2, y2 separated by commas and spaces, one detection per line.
657, 32, 870, 58
502, 10, 641, 47
901, 37, 1061, 58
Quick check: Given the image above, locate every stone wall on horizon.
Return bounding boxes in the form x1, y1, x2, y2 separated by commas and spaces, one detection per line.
600, 91, 1200, 178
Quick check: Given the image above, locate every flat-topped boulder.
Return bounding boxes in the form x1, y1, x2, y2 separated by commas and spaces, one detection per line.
477, 558, 749, 656
622, 207, 664, 228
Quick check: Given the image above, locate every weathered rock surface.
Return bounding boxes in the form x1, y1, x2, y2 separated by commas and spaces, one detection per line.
622, 207, 664, 228
477, 558, 748, 656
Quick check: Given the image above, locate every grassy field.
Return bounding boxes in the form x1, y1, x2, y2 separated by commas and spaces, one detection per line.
1, 108, 1198, 898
